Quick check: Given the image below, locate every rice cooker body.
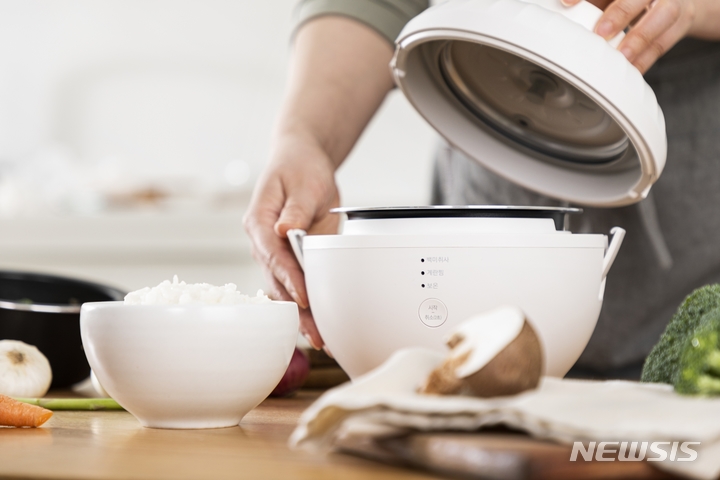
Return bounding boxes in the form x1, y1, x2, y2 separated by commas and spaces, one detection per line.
302, 232, 609, 379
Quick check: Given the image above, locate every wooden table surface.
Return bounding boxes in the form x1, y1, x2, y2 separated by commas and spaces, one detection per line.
0, 391, 438, 480
0, 390, 677, 480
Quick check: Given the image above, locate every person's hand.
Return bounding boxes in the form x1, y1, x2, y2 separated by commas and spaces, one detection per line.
244, 16, 396, 352
243, 132, 340, 351
563, 0, 698, 73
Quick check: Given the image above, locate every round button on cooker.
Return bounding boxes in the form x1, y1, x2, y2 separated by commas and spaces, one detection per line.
418, 298, 448, 327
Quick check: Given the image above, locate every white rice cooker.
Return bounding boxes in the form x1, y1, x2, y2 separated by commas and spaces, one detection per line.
289, 0, 667, 379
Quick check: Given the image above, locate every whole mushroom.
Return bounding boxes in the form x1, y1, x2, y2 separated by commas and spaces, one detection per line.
420, 306, 543, 398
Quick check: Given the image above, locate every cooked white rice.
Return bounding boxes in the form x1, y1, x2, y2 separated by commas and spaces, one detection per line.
124, 276, 270, 305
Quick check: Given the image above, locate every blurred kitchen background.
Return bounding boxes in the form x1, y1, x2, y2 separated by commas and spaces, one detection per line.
0, 0, 436, 293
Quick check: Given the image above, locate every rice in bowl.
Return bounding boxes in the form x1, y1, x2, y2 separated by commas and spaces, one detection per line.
124, 276, 270, 305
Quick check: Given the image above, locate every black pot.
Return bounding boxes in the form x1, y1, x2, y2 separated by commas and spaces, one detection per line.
0, 271, 125, 389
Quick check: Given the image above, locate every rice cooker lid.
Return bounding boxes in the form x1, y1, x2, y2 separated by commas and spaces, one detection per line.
333, 205, 581, 231
391, 0, 667, 207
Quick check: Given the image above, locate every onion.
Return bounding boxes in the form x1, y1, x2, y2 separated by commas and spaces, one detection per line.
270, 348, 310, 397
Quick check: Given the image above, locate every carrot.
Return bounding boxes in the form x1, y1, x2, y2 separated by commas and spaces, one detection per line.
0, 394, 53, 427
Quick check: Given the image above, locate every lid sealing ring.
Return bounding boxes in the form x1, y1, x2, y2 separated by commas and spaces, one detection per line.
439, 41, 632, 166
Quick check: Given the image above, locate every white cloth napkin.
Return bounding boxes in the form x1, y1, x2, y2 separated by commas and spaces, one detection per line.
290, 348, 720, 480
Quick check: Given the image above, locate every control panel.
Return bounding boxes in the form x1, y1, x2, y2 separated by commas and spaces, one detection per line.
418, 254, 450, 327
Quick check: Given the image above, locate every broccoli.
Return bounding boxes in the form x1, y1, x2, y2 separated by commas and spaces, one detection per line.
674, 310, 720, 395
641, 284, 720, 388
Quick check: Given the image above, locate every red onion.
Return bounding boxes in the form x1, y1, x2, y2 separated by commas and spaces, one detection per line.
270, 348, 310, 397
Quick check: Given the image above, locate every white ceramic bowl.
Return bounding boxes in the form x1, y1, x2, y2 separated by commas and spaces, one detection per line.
80, 301, 298, 429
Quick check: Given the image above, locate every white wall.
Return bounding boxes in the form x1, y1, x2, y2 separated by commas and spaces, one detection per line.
0, 1, 437, 291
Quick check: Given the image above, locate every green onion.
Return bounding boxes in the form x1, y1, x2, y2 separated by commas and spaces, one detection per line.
13, 398, 124, 411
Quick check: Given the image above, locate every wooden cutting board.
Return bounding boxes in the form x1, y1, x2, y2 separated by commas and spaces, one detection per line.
336, 430, 678, 479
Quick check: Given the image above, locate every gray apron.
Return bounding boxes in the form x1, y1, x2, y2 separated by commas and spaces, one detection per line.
431, 39, 720, 378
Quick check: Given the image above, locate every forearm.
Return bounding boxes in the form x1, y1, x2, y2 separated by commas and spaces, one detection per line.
274, 16, 395, 169
689, 0, 720, 40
